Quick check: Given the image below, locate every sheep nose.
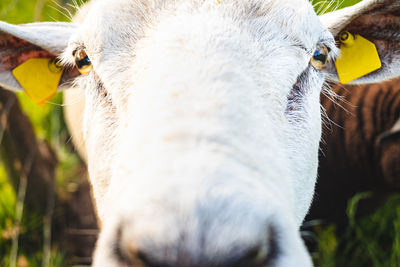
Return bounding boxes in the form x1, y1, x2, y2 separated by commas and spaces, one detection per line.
113, 225, 278, 267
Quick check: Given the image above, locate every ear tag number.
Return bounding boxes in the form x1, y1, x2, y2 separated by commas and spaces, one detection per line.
335, 32, 381, 84
12, 58, 63, 106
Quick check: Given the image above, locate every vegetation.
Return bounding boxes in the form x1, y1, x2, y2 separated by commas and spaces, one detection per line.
311, 0, 362, 14
0, 1, 87, 266
310, 193, 400, 267
0, 0, 399, 267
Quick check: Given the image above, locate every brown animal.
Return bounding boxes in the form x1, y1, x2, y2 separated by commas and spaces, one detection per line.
307, 78, 400, 226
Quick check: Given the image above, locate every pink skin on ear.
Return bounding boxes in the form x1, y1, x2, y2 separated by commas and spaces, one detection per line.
0, 34, 80, 83
0, 34, 54, 72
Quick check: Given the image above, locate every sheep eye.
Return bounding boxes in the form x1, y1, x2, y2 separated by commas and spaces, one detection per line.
310, 46, 329, 70
73, 48, 93, 74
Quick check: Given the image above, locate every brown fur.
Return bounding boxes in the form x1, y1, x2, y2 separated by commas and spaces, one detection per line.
307, 78, 400, 225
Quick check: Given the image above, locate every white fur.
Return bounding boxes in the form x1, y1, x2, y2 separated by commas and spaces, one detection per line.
3, 0, 399, 266
60, 0, 337, 266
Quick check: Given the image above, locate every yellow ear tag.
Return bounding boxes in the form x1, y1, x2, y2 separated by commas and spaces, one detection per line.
335, 32, 381, 84
12, 58, 63, 106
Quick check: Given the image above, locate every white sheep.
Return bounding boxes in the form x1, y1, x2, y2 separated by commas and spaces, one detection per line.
1, 0, 400, 266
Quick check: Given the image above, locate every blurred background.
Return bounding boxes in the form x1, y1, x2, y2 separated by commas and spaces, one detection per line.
1, 0, 399, 266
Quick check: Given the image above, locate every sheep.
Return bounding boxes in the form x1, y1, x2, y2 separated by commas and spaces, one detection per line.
308, 78, 400, 226
1, 0, 400, 266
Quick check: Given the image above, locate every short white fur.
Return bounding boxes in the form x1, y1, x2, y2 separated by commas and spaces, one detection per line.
1, 0, 400, 266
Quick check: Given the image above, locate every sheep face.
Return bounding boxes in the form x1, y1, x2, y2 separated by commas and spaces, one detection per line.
60, 0, 334, 266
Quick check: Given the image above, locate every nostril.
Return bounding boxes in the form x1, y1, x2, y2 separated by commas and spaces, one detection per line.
228, 226, 279, 267
112, 223, 279, 267
135, 250, 159, 267
113, 224, 168, 267
231, 245, 267, 267
113, 225, 132, 265
113, 224, 142, 266
264, 225, 279, 265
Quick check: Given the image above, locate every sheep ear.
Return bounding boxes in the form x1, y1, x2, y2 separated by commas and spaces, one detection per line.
0, 21, 79, 104
376, 118, 400, 145
321, 0, 400, 84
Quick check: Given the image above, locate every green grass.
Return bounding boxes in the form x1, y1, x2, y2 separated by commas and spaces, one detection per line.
313, 194, 400, 267
311, 0, 362, 14
0, 0, 76, 24
0, 163, 65, 267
